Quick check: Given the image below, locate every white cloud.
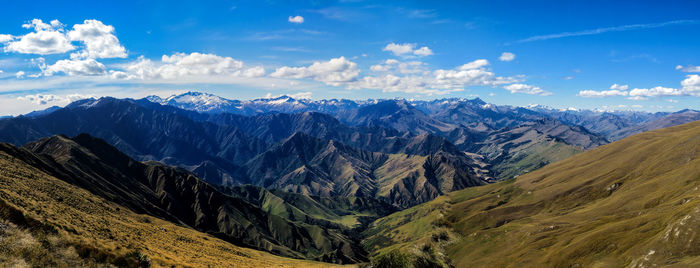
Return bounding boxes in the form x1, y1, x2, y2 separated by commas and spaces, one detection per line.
676, 65, 700, 73
270, 56, 359, 86
370, 59, 427, 74
681, 74, 700, 95
354, 58, 523, 95
382, 43, 433, 57
17, 93, 92, 106
413, 46, 433, 56
289, 91, 312, 99
67, 19, 127, 59
579, 75, 700, 99
0, 34, 13, 43
458, 59, 490, 70
2, 19, 125, 59
578, 89, 628, 98
433, 61, 512, 89
499, 52, 515, 62
629, 86, 683, 97
609, 83, 629, 90
288, 16, 304, 24
242, 66, 266, 78
115, 52, 262, 80
4, 19, 74, 55
383, 43, 414, 56
503, 83, 552, 96
15, 71, 25, 78
42, 58, 107, 76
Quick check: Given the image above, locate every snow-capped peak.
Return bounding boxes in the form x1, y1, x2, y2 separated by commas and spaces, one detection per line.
151, 91, 238, 113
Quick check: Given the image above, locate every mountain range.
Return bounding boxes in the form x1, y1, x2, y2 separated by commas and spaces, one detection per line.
0, 91, 698, 266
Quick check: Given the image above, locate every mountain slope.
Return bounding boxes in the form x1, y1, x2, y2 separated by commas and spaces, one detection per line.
244, 132, 487, 208
0, 141, 340, 267
9, 134, 371, 263
364, 120, 700, 267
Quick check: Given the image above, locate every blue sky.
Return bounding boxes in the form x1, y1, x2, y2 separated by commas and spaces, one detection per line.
0, 0, 699, 115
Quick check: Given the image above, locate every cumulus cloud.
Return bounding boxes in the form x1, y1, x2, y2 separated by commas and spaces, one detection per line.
413, 46, 434, 56
676, 65, 700, 73
578, 89, 628, 98
270, 56, 359, 86
2, 18, 125, 59
629, 86, 683, 97
499, 52, 515, 62
115, 52, 264, 80
458, 59, 489, 70
4, 19, 74, 55
17, 93, 92, 105
578, 75, 700, 99
370, 59, 427, 74
15, 71, 25, 78
503, 83, 552, 96
67, 19, 127, 59
382, 43, 433, 57
609, 83, 629, 90
354, 58, 524, 95
680, 74, 700, 94
432, 60, 515, 90
288, 16, 304, 24
0, 34, 13, 43
42, 58, 107, 76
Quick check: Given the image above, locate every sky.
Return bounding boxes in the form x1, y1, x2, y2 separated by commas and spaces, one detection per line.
0, 0, 699, 115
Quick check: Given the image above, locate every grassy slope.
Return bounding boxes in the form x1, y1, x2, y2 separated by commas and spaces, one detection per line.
0, 150, 347, 267
364, 120, 700, 267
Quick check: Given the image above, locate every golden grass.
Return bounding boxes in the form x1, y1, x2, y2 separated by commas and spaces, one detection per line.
364, 120, 700, 267
0, 150, 350, 267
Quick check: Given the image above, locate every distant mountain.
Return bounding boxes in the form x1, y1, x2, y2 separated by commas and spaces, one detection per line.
341, 99, 457, 135
0, 97, 266, 186
146, 92, 698, 145
529, 106, 678, 140
609, 109, 700, 140
0, 95, 613, 183
22, 105, 62, 117
364, 120, 700, 267
148, 91, 360, 116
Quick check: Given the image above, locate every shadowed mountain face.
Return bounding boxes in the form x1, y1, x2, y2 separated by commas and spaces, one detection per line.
0, 98, 267, 185
243, 132, 487, 208
363, 120, 700, 267
2, 134, 395, 263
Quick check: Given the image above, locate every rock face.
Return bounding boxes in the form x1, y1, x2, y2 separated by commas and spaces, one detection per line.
5, 134, 389, 263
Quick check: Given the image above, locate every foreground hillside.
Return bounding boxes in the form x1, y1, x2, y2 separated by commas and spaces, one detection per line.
364, 120, 700, 267
0, 143, 340, 267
